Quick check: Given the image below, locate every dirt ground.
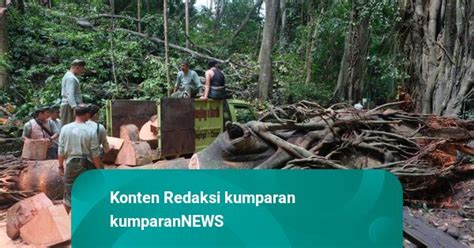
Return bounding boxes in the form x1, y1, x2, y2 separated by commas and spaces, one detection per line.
406, 178, 474, 247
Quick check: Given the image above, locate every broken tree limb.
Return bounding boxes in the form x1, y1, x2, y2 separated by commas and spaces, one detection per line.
87, 14, 141, 22
115, 28, 229, 64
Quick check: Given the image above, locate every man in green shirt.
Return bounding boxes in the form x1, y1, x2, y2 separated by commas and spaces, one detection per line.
60, 59, 86, 126
171, 60, 202, 98
58, 104, 101, 212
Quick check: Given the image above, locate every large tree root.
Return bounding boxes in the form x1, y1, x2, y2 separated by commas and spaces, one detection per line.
198, 101, 474, 193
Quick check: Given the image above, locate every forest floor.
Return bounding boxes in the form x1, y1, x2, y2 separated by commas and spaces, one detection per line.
405, 178, 474, 247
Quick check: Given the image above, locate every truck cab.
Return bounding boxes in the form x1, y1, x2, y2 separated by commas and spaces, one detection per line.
105, 98, 257, 159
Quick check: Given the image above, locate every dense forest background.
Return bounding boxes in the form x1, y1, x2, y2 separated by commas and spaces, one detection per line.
0, 0, 472, 118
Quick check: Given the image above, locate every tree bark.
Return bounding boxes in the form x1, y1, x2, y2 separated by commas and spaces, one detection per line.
213, 0, 225, 34
0, 1, 8, 89
332, 0, 370, 104
137, 0, 141, 32
109, 0, 118, 86
304, 0, 319, 85
163, 0, 171, 96
258, 0, 279, 100
399, 0, 473, 116
278, 0, 287, 48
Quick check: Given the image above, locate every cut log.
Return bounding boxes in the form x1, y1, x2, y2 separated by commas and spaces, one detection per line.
119, 124, 139, 142
20, 204, 71, 246
115, 141, 153, 166
139, 120, 158, 149
21, 138, 49, 160
150, 116, 158, 135
18, 160, 65, 201
6, 193, 53, 239
103, 136, 124, 164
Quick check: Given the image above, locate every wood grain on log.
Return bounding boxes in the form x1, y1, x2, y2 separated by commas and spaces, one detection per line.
21, 138, 48, 160
20, 204, 71, 246
6, 193, 53, 239
119, 124, 139, 142
115, 141, 153, 166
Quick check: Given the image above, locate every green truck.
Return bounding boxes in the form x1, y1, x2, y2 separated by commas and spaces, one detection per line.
105, 98, 257, 159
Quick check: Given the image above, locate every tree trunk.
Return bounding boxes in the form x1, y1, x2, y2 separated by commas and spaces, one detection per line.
163, 0, 171, 96
399, 0, 473, 116
278, 0, 287, 48
213, 0, 225, 34
332, 0, 370, 104
137, 0, 141, 32
304, 0, 319, 85
185, 0, 189, 49
258, 0, 279, 100
0, 1, 8, 89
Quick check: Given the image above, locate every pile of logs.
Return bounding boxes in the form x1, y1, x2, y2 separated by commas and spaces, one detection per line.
108, 122, 155, 166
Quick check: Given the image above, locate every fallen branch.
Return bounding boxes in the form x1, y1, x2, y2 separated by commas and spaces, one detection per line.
116, 28, 229, 64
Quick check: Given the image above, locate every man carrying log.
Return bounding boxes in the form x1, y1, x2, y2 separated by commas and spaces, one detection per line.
201, 60, 227, 100
22, 106, 60, 159
60, 59, 86, 126
86, 104, 110, 158
58, 104, 101, 212
171, 60, 202, 98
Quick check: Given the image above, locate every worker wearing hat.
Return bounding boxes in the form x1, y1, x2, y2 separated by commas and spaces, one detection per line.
22, 105, 60, 159
60, 59, 86, 126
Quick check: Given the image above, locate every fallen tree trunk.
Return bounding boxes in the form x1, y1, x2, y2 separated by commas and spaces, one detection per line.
1, 157, 64, 208
193, 101, 474, 193
115, 28, 229, 64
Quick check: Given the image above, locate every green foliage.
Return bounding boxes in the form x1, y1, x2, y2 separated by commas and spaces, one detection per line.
3, 0, 408, 118
364, 0, 407, 103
